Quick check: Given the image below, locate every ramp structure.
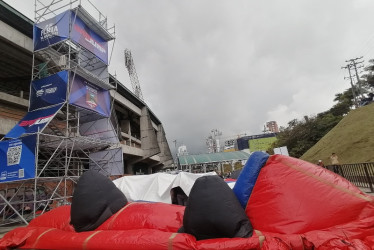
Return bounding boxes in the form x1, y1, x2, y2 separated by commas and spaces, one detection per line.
0, 0, 121, 226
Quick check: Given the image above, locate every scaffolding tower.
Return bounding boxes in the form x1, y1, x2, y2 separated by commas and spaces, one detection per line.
0, 0, 121, 226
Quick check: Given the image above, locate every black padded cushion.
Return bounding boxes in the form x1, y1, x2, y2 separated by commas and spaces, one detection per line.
182, 175, 253, 240
70, 170, 128, 232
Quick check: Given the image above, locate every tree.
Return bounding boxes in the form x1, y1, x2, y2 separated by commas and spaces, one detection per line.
360, 59, 374, 90
270, 89, 349, 158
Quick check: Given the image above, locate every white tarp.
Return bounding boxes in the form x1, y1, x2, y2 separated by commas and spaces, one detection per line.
113, 172, 217, 203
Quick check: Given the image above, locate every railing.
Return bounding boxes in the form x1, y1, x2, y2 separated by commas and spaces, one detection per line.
326, 162, 374, 192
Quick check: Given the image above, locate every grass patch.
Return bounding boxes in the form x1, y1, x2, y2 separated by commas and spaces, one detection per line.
301, 103, 374, 165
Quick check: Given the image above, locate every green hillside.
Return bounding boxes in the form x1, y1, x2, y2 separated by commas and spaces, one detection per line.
300, 103, 374, 165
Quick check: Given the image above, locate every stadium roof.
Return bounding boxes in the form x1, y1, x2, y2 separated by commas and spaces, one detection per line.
178, 151, 250, 166
0, 1, 33, 38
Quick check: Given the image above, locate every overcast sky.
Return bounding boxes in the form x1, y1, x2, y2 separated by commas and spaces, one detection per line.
5, 0, 374, 155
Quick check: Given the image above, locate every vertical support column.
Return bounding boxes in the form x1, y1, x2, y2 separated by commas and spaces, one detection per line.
140, 107, 160, 158
156, 124, 173, 167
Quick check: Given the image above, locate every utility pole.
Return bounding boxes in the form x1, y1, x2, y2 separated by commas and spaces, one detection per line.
173, 140, 179, 170
346, 57, 364, 98
342, 63, 359, 108
211, 129, 222, 153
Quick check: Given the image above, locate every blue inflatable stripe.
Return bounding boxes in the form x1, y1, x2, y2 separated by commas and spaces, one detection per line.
233, 151, 269, 209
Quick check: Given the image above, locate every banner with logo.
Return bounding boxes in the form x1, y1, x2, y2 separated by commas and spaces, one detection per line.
33, 11, 70, 51
34, 10, 108, 64
69, 74, 111, 117
71, 12, 109, 64
0, 135, 36, 183
5, 104, 64, 139
30, 71, 68, 111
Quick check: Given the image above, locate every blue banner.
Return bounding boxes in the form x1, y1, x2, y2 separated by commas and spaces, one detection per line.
69, 74, 111, 117
0, 135, 36, 183
5, 104, 63, 139
34, 10, 108, 63
30, 71, 68, 111
71, 12, 109, 64
33, 11, 70, 51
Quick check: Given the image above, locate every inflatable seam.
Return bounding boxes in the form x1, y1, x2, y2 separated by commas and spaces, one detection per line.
279, 158, 373, 202
31, 228, 56, 250
168, 232, 178, 250
82, 230, 102, 250
106, 202, 133, 230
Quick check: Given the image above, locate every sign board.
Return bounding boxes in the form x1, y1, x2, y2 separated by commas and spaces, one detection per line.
0, 135, 36, 183
249, 136, 277, 152
274, 146, 289, 156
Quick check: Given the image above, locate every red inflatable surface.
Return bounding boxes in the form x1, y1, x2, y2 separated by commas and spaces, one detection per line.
246, 155, 374, 248
1, 155, 374, 249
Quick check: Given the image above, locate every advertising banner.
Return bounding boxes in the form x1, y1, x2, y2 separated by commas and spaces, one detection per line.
69, 74, 111, 117
0, 135, 36, 183
249, 136, 277, 152
5, 104, 63, 139
30, 71, 68, 111
33, 11, 70, 51
71, 12, 108, 64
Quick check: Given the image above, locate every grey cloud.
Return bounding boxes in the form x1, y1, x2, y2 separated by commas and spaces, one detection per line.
5, 0, 374, 154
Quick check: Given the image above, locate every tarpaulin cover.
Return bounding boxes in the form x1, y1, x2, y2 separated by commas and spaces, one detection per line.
70, 171, 128, 232
113, 171, 217, 203
0, 135, 36, 183
182, 175, 253, 240
5, 103, 64, 139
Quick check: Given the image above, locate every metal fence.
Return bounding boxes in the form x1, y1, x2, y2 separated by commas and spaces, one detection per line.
326, 162, 374, 192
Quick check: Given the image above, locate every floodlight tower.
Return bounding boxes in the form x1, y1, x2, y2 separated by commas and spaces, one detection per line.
124, 49, 144, 101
